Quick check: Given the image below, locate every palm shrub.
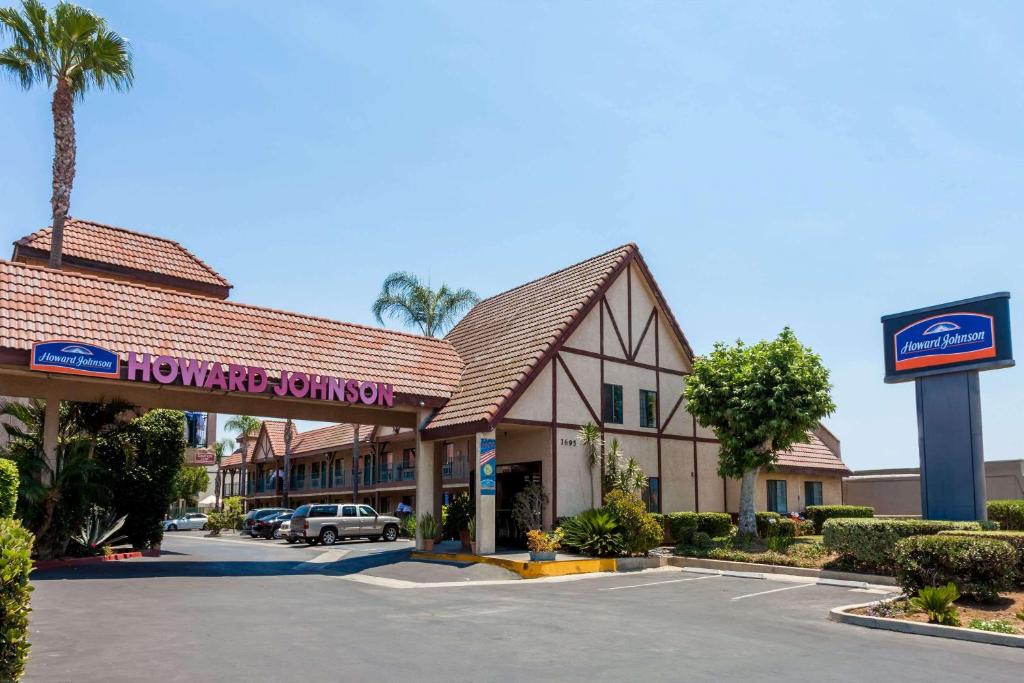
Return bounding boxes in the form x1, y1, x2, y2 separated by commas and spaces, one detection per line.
0, 459, 16, 518
0, 517, 33, 681
559, 509, 625, 557
908, 583, 960, 626
71, 506, 127, 553
418, 512, 439, 540
894, 535, 1015, 603
603, 489, 663, 555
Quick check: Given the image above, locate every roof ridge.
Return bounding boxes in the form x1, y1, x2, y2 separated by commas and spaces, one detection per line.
464, 243, 636, 311
0, 258, 458, 350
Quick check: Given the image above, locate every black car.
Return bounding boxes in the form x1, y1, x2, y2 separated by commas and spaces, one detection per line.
252, 512, 292, 540
242, 508, 291, 536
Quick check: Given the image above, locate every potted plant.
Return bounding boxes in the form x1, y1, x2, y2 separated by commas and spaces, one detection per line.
526, 528, 562, 562
419, 512, 439, 552
467, 517, 477, 554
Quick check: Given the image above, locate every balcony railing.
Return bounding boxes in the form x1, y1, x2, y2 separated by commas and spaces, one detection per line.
442, 456, 468, 481
378, 465, 415, 484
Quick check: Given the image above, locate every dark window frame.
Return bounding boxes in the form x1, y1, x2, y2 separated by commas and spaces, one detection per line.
639, 389, 658, 429
602, 383, 624, 424
804, 481, 823, 508
766, 479, 788, 514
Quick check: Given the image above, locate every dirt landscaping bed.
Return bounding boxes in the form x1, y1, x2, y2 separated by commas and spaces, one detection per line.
851, 591, 1024, 635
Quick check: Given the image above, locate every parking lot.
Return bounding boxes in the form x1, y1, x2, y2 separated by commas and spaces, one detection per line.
27, 532, 1024, 682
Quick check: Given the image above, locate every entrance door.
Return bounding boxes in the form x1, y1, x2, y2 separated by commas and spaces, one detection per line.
495, 461, 542, 546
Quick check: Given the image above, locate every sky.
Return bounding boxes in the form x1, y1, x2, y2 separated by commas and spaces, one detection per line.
1, 1, 1022, 470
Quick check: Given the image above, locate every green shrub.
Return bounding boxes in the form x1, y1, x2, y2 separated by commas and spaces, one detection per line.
559, 509, 625, 557
691, 531, 713, 550
604, 490, 663, 555
666, 512, 698, 544
755, 512, 780, 537
938, 530, 1024, 586
805, 505, 873, 534
969, 619, 1015, 634
908, 582, 960, 625
696, 512, 732, 537
442, 492, 472, 540
400, 515, 416, 539
418, 512, 438, 539
987, 500, 1024, 531
0, 518, 33, 681
823, 518, 984, 573
0, 459, 16, 519
894, 535, 1015, 602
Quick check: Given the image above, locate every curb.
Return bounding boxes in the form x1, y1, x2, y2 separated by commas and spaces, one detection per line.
34, 551, 145, 572
410, 551, 616, 579
668, 556, 896, 586
830, 599, 1024, 648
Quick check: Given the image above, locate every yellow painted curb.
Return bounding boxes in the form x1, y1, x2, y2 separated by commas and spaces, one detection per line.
410, 551, 617, 579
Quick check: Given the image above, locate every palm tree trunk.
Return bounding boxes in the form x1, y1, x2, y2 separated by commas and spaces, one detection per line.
49, 78, 76, 269
738, 467, 759, 537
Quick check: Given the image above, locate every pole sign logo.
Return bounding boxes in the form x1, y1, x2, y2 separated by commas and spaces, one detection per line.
30, 340, 120, 378
479, 437, 496, 496
882, 293, 1013, 383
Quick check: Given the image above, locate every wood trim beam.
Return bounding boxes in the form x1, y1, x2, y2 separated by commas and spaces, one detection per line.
555, 353, 601, 425
659, 393, 686, 434
631, 308, 657, 361
602, 297, 630, 359
559, 346, 687, 377
500, 417, 718, 443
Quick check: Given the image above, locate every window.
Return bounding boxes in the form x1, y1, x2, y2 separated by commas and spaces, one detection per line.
310, 504, 337, 518
804, 481, 823, 508
341, 505, 357, 518
359, 505, 377, 517
602, 383, 623, 424
639, 389, 657, 428
641, 477, 661, 513
766, 480, 788, 514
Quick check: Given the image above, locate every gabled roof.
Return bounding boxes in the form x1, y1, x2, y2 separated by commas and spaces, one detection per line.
0, 259, 464, 402
221, 450, 243, 468
293, 423, 374, 456
774, 431, 851, 476
13, 218, 233, 298
252, 420, 289, 460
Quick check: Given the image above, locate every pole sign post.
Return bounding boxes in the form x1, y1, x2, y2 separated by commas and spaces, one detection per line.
881, 292, 1013, 521
479, 438, 496, 496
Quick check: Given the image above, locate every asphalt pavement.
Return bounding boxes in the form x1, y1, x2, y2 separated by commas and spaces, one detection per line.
26, 531, 1024, 682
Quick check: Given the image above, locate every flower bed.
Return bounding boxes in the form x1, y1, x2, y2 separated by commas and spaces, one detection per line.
675, 535, 839, 570
850, 591, 1024, 636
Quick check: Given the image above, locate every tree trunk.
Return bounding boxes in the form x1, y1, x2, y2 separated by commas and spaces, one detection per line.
50, 78, 76, 269
738, 467, 759, 537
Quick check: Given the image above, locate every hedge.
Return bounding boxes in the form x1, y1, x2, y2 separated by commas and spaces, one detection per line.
939, 530, 1024, 586
805, 505, 873, 534
894, 534, 1015, 602
823, 518, 984, 573
667, 512, 732, 544
987, 500, 1024, 531
755, 512, 780, 537
696, 512, 732, 538
0, 459, 17, 519
0, 518, 33, 681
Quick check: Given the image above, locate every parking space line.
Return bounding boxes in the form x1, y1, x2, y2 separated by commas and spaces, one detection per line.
731, 582, 816, 601
602, 575, 720, 591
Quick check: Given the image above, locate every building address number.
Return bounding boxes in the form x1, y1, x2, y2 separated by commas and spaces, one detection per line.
560, 438, 578, 447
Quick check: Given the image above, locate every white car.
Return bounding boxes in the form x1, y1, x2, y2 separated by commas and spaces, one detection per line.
163, 513, 209, 531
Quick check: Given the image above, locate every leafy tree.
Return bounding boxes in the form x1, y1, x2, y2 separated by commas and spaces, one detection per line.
0, 0, 133, 268
0, 458, 17, 518
372, 271, 479, 337
172, 465, 209, 507
684, 327, 834, 537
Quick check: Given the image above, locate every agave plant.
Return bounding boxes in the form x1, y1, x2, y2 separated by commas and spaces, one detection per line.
909, 582, 961, 626
72, 506, 128, 551
560, 509, 625, 557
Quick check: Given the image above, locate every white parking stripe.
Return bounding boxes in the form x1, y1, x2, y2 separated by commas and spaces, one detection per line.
731, 582, 816, 600
602, 575, 720, 591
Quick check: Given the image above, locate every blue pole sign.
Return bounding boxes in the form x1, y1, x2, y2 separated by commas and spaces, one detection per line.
479, 437, 496, 496
30, 340, 120, 379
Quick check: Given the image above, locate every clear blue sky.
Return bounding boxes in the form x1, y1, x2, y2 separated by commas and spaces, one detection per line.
2, 1, 1021, 470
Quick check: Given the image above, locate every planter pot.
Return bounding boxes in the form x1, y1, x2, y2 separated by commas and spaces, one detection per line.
460, 529, 471, 550
529, 551, 556, 562
422, 539, 435, 552
470, 542, 477, 555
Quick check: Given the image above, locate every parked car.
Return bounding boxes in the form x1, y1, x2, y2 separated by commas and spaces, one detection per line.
291, 503, 400, 546
242, 508, 292, 536
282, 505, 308, 543
162, 513, 208, 531
252, 512, 292, 540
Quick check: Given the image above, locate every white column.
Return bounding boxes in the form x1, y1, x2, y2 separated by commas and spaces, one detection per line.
475, 431, 497, 555
42, 396, 61, 485
414, 410, 434, 550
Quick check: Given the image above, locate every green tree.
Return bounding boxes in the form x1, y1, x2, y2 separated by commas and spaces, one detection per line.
0, 0, 133, 268
211, 437, 233, 509
372, 271, 479, 337
578, 422, 603, 506
172, 465, 209, 508
224, 415, 260, 500
683, 327, 834, 537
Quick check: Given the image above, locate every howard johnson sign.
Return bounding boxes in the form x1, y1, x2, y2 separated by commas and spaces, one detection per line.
30, 341, 120, 378
882, 293, 1013, 383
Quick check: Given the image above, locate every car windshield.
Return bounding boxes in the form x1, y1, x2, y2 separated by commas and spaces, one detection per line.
293, 505, 310, 516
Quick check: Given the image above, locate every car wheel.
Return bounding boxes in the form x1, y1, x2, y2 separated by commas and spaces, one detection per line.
169, 524, 177, 531
287, 538, 297, 544
320, 528, 338, 546
201, 523, 208, 531
382, 525, 399, 542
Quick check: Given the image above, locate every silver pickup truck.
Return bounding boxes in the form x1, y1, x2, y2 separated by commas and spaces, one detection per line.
291, 503, 401, 545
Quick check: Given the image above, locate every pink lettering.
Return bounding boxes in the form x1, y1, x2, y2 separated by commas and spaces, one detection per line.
378, 383, 394, 407
310, 375, 329, 400
358, 381, 378, 405
327, 377, 346, 402
204, 363, 227, 390
247, 366, 268, 393
153, 355, 179, 384
273, 371, 290, 396
178, 358, 209, 387
127, 352, 151, 382
345, 379, 359, 403
227, 364, 247, 392
288, 372, 310, 398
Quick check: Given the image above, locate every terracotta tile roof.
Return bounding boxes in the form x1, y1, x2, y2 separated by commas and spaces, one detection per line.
774, 432, 851, 475
221, 450, 243, 468
424, 244, 637, 432
14, 218, 232, 294
293, 423, 374, 455
261, 420, 289, 458
0, 260, 464, 400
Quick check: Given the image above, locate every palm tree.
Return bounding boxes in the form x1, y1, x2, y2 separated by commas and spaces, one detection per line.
578, 422, 603, 506
211, 437, 233, 510
224, 415, 261, 500
0, 0, 133, 268
372, 271, 480, 337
